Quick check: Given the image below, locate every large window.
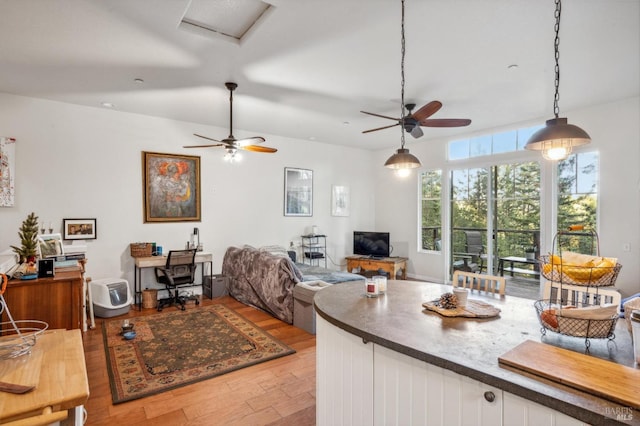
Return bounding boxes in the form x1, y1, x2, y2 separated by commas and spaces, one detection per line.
448, 126, 542, 160
557, 152, 599, 253
420, 170, 442, 251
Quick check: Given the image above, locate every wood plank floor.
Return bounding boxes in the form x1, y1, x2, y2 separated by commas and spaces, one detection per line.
82, 296, 316, 425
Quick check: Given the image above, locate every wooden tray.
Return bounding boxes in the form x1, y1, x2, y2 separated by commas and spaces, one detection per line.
499, 340, 640, 409
422, 299, 501, 318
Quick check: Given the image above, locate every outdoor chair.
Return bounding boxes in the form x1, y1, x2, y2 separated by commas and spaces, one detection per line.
452, 230, 486, 273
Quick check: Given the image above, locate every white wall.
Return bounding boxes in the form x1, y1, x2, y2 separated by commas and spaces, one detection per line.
0, 92, 375, 289
374, 97, 640, 297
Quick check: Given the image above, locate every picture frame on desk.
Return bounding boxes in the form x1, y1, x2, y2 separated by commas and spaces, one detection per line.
63, 218, 97, 240
37, 233, 64, 258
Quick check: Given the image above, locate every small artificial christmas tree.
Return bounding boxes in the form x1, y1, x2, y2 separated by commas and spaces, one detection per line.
10, 212, 40, 263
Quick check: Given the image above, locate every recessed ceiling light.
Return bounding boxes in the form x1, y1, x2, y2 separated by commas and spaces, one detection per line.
508, 64, 519, 70
343, 121, 350, 125
134, 78, 144, 84
101, 102, 114, 108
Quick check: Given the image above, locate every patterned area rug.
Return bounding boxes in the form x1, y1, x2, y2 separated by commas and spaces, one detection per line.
102, 304, 295, 404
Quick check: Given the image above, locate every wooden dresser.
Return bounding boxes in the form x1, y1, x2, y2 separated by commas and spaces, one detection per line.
2, 269, 83, 331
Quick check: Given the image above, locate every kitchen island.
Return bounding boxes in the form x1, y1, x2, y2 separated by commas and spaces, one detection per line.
314, 280, 638, 425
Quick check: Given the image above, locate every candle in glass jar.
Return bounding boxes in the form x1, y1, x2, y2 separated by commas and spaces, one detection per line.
365, 278, 378, 298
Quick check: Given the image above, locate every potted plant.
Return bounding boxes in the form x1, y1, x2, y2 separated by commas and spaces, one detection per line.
524, 246, 536, 260
10, 212, 40, 263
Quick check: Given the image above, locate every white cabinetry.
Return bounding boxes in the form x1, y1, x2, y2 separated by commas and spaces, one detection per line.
317, 315, 585, 426
374, 344, 502, 426
316, 315, 373, 425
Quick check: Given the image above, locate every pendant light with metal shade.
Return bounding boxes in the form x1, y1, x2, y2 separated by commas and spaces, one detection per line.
384, 0, 421, 175
525, 0, 591, 161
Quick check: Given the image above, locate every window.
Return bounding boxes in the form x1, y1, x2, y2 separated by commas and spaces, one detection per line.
448, 125, 543, 160
420, 170, 442, 251
557, 152, 599, 253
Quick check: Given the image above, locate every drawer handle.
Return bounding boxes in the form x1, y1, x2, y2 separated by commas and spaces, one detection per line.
484, 391, 496, 403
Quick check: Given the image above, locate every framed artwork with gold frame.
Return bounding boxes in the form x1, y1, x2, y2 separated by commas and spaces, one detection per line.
142, 151, 201, 223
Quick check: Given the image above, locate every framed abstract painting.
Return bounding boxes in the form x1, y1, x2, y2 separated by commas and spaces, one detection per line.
142, 151, 201, 223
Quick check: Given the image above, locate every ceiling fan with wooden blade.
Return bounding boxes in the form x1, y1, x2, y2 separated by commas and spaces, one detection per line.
184, 82, 277, 155
361, 100, 471, 139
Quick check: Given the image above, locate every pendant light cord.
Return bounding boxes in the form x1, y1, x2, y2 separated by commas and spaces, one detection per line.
399, 0, 406, 149
553, 0, 561, 119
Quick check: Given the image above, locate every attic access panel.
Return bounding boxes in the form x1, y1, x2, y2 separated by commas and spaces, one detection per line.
179, 0, 272, 44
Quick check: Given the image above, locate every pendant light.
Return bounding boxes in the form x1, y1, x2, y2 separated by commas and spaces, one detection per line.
525, 0, 590, 161
384, 0, 421, 174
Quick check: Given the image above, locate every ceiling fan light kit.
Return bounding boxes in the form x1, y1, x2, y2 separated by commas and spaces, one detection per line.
525, 0, 591, 161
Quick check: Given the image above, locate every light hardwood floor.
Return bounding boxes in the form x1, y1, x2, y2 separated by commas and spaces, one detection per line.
82, 296, 316, 425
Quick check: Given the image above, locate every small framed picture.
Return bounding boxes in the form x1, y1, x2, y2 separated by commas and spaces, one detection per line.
37, 233, 64, 258
63, 218, 97, 240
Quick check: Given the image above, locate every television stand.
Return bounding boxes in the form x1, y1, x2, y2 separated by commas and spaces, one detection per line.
345, 255, 408, 280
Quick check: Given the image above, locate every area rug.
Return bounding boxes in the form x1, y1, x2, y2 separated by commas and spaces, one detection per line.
102, 304, 295, 404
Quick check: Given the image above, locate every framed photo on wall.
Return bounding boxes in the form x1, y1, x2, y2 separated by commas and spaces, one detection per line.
284, 167, 313, 216
142, 151, 201, 223
331, 185, 350, 216
63, 218, 97, 240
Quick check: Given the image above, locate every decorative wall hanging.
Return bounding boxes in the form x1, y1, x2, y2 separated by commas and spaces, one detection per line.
63, 218, 97, 240
142, 152, 201, 223
331, 185, 350, 217
284, 167, 313, 216
0, 137, 16, 207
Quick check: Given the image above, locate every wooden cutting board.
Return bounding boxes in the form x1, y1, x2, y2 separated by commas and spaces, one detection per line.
422, 299, 501, 318
499, 340, 640, 409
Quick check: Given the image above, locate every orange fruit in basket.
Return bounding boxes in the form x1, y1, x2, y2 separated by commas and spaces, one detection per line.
541, 309, 558, 329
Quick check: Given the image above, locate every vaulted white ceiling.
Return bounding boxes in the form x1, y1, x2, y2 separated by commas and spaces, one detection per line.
0, 0, 638, 151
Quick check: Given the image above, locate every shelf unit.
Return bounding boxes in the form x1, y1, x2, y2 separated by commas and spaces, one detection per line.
301, 234, 327, 267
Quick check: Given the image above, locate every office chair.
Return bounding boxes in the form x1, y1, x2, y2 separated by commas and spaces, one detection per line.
155, 249, 199, 311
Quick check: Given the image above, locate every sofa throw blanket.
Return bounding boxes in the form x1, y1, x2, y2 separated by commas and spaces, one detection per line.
222, 246, 301, 324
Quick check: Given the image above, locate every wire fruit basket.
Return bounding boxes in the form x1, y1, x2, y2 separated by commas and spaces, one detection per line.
535, 300, 617, 341
535, 227, 621, 347
539, 254, 621, 287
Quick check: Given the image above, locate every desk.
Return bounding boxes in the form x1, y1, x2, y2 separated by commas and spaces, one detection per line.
498, 256, 539, 278
133, 252, 213, 310
345, 256, 408, 280
0, 330, 89, 425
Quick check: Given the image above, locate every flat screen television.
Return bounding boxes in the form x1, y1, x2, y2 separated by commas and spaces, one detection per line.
353, 231, 390, 258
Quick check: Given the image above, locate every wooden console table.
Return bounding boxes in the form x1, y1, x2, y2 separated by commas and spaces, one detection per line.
1, 269, 83, 331
345, 256, 408, 280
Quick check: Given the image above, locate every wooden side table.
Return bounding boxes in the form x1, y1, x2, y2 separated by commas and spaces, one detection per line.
345, 256, 408, 280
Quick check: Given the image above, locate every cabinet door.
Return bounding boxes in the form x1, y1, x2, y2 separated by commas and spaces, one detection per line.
316, 315, 374, 426
373, 344, 502, 426
503, 392, 587, 426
